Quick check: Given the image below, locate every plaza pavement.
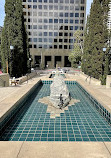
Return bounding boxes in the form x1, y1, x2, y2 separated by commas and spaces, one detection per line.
0, 72, 111, 158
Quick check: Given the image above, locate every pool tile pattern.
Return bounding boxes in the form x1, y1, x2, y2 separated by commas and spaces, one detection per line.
0, 82, 111, 141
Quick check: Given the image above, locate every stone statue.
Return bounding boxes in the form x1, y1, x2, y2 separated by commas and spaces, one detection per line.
49, 71, 71, 109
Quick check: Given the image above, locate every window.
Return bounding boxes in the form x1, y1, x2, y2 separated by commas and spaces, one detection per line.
64, 45, 67, 49
64, 33, 68, 36
69, 33, 73, 36
33, 38, 37, 42
75, 6, 79, 10
65, 0, 69, 3
54, 32, 58, 36
69, 39, 73, 43
44, 5, 47, 9
44, 38, 47, 42
81, 0, 84, 4
28, 25, 32, 29
70, 26, 73, 30
80, 20, 84, 24
49, 32, 53, 36
54, 6, 58, 10
75, 13, 79, 17
39, 0, 42, 2
80, 13, 84, 17
70, 13, 73, 17
59, 39, 62, 42
44, 19, 48, 23
54, 19, 58, 23
65, 19, 68, 23
44, 0, 47, 2
49, 0, 53, 2
64, 39, 68, 42
59, 19, 63, 23
59, 45, 62, 49
28, 0, 32, 2
75, 26, 79, 30
60, 13, 63, 17
75, 20, 79, 24
80, 26, 84, 30
54, 39, 57, 42
65, 13, 68, 17
49, 5, 53, 10
49, 19, 53, 23
33, 0, 37, 2
65, 6, 69, 10
28, 5, 32, 8
59, 32, 63, 36
29, 38, 32, 42
33, 25, 37, 29
39, 38, 42, 42
29, 45, 32, 48
44, 32, 47, 36
34, 45, 37, 48
33, 5, 37, 9
64, 26, 68, 30
81, 6, 84, 10
70, 20, 73, 23
70, 0, 74, 3
54, 0, 58, 3
38, 5, 42, 9
54, 45, 57, 49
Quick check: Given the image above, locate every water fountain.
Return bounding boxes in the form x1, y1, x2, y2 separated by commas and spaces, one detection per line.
49, 71, 71, 109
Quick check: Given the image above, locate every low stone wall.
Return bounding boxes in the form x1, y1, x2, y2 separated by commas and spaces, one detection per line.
79, 72, 101, 85
18, 72, 38, 84
0, 73, 9, 87
106, 75, 111, 88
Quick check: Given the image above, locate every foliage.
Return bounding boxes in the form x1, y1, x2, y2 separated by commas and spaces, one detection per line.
82, 0, 110, 84
68, 30, 83, 67
1, 0, 30, 77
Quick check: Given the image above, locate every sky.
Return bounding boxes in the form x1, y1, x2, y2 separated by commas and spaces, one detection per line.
0, 0, 93, 27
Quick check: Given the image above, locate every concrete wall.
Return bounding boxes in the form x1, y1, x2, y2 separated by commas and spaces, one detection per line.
0, 73, 9, 87
18, 72, 37, 84
30, 48, 71, 68
79, 72, 101, 85
106, 75, 111, 88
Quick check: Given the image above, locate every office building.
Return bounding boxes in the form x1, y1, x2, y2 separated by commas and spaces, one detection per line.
22, 0, 86, 68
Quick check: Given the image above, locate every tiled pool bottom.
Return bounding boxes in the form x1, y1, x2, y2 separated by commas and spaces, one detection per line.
1, 83, 111, 141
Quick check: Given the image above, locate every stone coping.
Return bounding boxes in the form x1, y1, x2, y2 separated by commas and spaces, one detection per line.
0, 79, 41, 126
0, 142, 111, 158
77, 79, 111, 114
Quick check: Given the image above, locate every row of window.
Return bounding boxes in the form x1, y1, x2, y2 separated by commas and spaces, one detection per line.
24, 12, 84, 18
29, 44, 74, 49
23, 0, 85, 4
26, 18, 84, 24
29, 38, 76, 43
29, 32, 76, 36
24, 5, 85, 11
28, 25, 83, 30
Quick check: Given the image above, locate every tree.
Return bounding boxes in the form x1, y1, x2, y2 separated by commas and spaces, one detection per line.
82, 0, 110, 84
1, 0, 29, 77
68, 30, 83, 67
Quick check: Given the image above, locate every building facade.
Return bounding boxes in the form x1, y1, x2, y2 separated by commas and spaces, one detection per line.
22, 0, 86, 68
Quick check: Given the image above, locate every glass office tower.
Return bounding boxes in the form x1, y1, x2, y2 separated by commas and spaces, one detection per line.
23, 0, 86, 68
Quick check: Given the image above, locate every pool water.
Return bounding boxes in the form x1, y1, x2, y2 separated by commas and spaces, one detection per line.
1, 82, 111, 141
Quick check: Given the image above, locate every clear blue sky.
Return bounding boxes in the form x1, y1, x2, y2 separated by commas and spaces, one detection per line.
0, 0, 93, 27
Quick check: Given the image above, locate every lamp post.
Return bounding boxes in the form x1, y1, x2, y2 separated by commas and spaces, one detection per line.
10, 45, 14, 75
29, 57, 31, 73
